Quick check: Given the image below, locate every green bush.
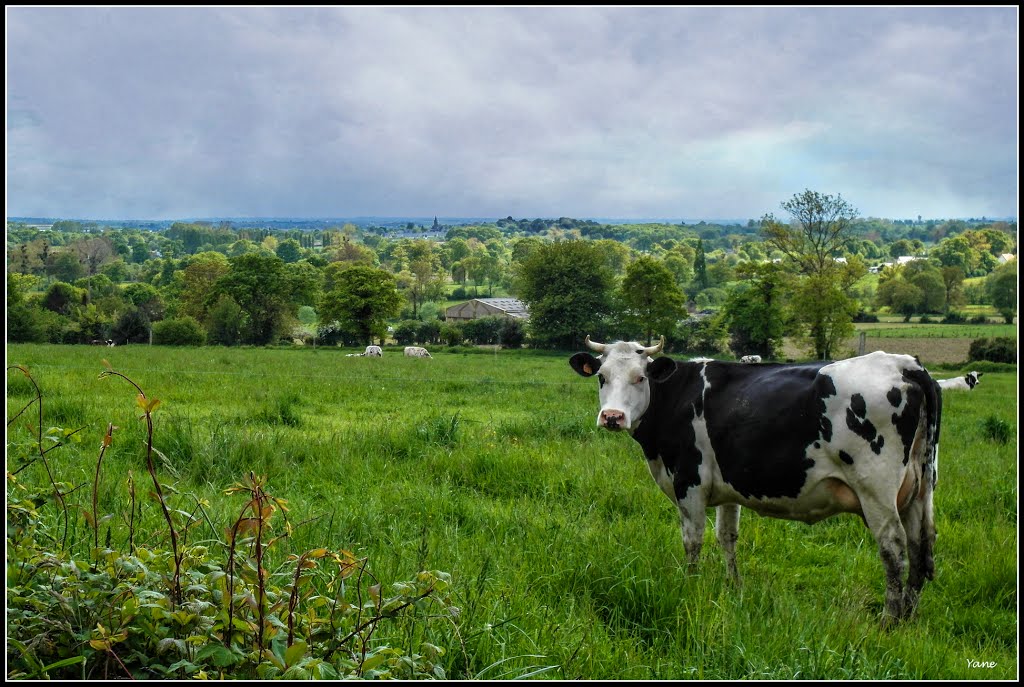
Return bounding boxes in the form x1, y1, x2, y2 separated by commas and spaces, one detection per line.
982, 416, 1012, 445
941, 311, 967, 324
152, 317, 206, 346
968, 337, 1017, 364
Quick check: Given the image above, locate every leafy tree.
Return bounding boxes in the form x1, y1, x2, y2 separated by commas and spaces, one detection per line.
877, 278, 925, 322
42, 281, 84, 316
398, 258, 447, 319
6, 273, 47, 343
761, 189, 865, 359
721, 263, 787, 359
986, 261, 1018, 324
320, 265, 403, 345
112, 307, 152, 344
762, 189, 858, 273
617, 256, 687, 345
275, 238, 303, 263
212, 253, 293, 345
662, 242, 695, 287
206, 294, 249, 346
930, 235, 980, 275
513, 241, 615, 349
47, 250, 85, 282
693, 239, 709, 290
940, 266, 966, 313
904, 263, 946, 314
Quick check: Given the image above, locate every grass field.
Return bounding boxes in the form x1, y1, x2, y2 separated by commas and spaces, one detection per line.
779, 322, 1017, 366
5, 344, 1018, 680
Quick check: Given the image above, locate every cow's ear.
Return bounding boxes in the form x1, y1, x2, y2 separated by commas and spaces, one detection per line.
647, 355, 677, 382
977, 371, 984, 377
569, 352, 601, 377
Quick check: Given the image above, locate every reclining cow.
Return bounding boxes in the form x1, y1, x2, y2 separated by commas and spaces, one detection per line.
570, 336, 942, 624
936, 371, 982, 391
404, 346, 432, 358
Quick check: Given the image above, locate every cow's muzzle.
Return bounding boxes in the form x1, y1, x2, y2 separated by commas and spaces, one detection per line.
599, 409, 627, 431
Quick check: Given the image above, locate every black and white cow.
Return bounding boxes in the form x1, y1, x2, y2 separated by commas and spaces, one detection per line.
740, 354, 762, 364
936, 371, 982, 391
570, 336, 942, 623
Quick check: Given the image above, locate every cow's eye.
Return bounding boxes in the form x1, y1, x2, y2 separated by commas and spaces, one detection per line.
635, 375, 646, 384
597, 374, 606, 387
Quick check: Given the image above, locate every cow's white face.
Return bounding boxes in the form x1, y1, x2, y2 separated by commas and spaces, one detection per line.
570, 337, 674, 432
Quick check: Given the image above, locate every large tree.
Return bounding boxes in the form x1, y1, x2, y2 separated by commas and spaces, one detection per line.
320, 265, 403, 345
211, 253, 293, 345
761, 189, 865, 359
513, 240, 615, 349
617, 255, 687, 345
721, 262, 787, 359
986, 260, 1018, 324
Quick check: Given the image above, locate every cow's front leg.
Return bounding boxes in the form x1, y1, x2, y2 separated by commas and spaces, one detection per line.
715, 503, 741, 584
676, 492, 707, 572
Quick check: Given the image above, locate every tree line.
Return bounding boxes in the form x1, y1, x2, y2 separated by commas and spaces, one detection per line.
6, 192, 1017, 358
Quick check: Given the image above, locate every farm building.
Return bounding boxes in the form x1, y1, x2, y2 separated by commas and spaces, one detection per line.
445, 298, 529, 322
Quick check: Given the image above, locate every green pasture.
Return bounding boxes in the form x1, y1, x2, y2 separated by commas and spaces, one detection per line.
855, 323, 1017, 339
5, 344, 1018, 679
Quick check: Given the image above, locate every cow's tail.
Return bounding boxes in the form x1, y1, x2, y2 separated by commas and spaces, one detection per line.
906, 366, 942, 582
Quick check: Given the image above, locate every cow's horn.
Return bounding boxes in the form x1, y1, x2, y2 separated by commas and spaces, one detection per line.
584, 335, 606, 352
643, 335, 665, 356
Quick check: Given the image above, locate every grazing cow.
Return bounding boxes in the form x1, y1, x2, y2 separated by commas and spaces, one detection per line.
740, 354, 762, 364
404, 346, 432, 358
364, 345, 383, 357
936, 371, 982, 391
569, 336, 942, 624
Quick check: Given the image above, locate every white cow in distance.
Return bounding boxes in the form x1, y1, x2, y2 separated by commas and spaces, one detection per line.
937, 371, 983, 391
404, 346, 432, 358
364, 345, 383, 357
740, 355, 762, 363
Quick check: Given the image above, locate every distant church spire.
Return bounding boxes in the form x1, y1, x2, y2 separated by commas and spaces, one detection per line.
432, 216, 440, 230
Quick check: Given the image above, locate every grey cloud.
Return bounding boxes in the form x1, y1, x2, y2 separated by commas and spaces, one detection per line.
5, 6, 1018, 220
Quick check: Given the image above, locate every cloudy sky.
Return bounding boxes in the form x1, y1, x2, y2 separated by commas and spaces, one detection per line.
6, 6, 1019, 222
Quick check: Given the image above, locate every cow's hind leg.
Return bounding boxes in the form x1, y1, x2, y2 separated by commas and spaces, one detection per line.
715, 504, 741, 583
901, 465, 937, 615
899, 496, 925, 616
862, 500, 909, 625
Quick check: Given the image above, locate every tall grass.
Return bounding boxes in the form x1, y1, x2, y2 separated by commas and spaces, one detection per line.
5, 343, 1018, 679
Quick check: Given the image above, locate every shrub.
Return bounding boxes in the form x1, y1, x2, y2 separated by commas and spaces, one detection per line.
852, 311, 880, 323
416, 318, 441, 345
968, 337, 1017, 364
982, 416, 1012, 445
918, 314, 935, 324
152, 316, 206, 346
941, 311, 967, 324
498, 317, 525, 348
969, 314, 989, 324
462, 316, 503, 345
393, 320, 420, 345
439, 322, 465, 346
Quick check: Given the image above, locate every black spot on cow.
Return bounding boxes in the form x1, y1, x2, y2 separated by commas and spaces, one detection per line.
816, 374, 837, 442
694, 362, 825, 499
839, 450, 854, 465
634, 372, 703, 501
846, 393, 883, 455
887, 387, 902, 408
893, 369, 928, 465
